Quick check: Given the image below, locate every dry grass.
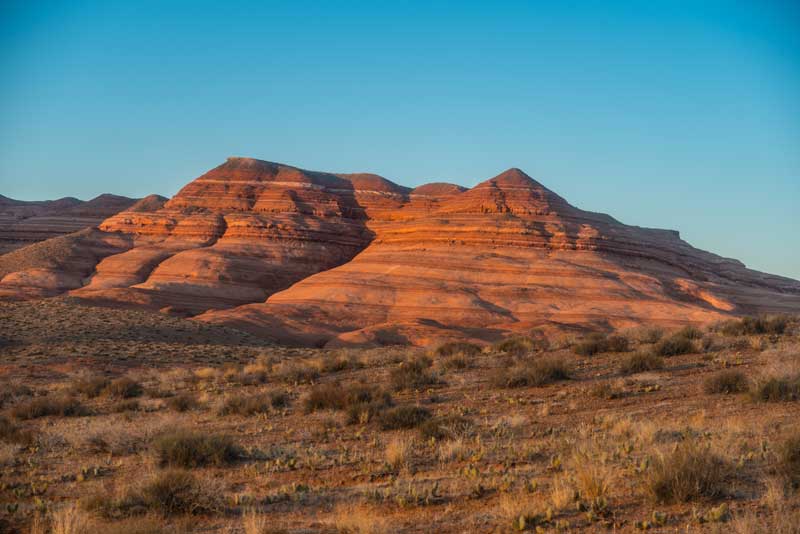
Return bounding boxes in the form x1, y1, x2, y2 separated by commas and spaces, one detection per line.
152, 430, 241, 468
385, 435, 413, 470
619, 351, 664, 375
332, 504, 389, 534
491, 356, 571, 387
389, 356, 440, 390
644, 441, 730, 503
704, 369, 749, 394
11, 395, 88, 420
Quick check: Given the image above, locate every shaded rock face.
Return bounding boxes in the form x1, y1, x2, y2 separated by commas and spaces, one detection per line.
1, 157, 799, 346
0, 193, 164, 254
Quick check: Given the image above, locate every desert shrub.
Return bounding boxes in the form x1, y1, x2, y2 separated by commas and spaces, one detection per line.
275, 361, 320, 384
0, 415, 35, 446
653, 335, 694, 357
619, 352, 664, 375
418, 415, 471, 441
0, 383, 32, 408
573, 333, 629, 356
304, 382, 391, 413
268, 390, 289, 408
104, 377, 144, 399
674, 325, 704, 340
721, 315, 790, 336
645, 441, 729, 503
434, 341, 482, 358
637, 327, 665, 344
704, 370, 749, 394
92, 517, 169, 534
590, 382, 624, 400
11, 395, 88, 420
389, 356, 440, 391
439, 355, 472, 371
112, 400, 141, 413
219, 393, 272, 416
319, 354, 363, 374
71, 375, 110, 398
491, 356, 571, 388
152, 430, 241, 468
493, 336, 549, 356
750, 375, 800, 402
138, 470, 221, 516
377, 405, 432, 430
166, 393, 197, 412
778, 431, 800, 490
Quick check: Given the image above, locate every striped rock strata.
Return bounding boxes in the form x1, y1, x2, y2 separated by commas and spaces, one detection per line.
1, 157, 798, 345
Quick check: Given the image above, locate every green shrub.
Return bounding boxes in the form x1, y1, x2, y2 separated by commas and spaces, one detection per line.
104, 377, 144, 399
152, 430, 241, 468
619, 352, 664, 375
11, 395, 88, 420
434, 341, 482, 357
653, 335, 694, 357
377, 405, 432, 430
418, 415, 472, 440
491, 356, 571, 388
645, 442, 729, 503
750, 375, 800, 402
704, 370, 749, 394
390, 356, 440, 391
219, 393, 272, 416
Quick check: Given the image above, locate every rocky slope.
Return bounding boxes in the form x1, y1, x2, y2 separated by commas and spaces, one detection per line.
0, 193, 164, 254
1, 157, 798, 345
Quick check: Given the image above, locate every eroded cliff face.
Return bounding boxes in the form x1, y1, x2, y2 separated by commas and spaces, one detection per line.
2, 157, 798, 345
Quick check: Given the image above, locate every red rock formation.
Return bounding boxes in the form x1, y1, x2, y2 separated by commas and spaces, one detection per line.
1, 158, 798, 345
0, 193, 163, 255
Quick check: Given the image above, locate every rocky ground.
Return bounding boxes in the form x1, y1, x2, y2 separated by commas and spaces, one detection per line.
0, 299, 798, 533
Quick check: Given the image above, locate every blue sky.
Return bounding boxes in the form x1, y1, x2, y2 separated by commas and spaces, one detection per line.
1, 1, 798, 279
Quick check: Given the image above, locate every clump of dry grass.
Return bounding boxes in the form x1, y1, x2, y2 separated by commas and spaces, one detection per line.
0, 414, 36, 445
385, 435, 413, 470
778, 430, 800, 490
720, 315, 791, 336
619, 351, 664, 375
319, 353, 363, 374
493, 336, 549, 355
274, 361, 320, 384
377, 405, 432, 430
433, 341, 482, 357
165, 393, 198, 412
573, 333, 629, 356
572, 447, 614, 505
303, 382, 390, 413
497, 492, 548, 529
644, 441, 730, 503
652, 333, 695, 356
418, 414, 471, 441
491, 356, 571, 388
332, 504, 388, 534
389, 356, 440, 390
70, 374, 110, 398
219, 392, 274, 416
83, 469, 221, 518
704, 369, 749, 394
241, 509, 269, 534
11, 395, 88, 420
750, 373, 800, 402
152, 430, 241, 468
103, 377, 144, 399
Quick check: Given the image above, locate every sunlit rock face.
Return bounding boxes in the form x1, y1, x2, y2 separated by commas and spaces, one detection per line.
2, 157, 798, 345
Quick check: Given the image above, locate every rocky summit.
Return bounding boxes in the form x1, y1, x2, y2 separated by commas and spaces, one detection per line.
1, 157, 798, 346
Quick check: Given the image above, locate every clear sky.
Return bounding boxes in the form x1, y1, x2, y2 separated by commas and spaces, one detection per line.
1, 1, 798, 279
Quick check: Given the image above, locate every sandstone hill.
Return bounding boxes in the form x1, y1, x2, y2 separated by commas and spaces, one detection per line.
0, 193, 166, 254
1, 157, 798, 346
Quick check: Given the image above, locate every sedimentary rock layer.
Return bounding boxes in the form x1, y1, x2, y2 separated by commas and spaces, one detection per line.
1, 157, 798, 345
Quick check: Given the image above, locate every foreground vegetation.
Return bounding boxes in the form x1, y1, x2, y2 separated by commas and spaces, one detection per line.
0, 301, 798, 533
